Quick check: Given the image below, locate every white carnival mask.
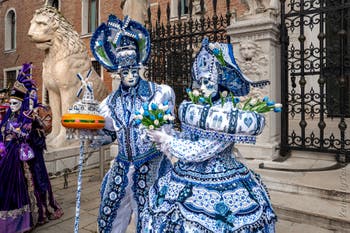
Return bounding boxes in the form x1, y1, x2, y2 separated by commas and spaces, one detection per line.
120, 67, 140, 87
9, 98, 22, 113
198, 75, 218, 98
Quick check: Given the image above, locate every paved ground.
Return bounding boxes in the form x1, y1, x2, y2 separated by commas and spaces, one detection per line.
31, 167, 334, 233
32, 168, 103, 233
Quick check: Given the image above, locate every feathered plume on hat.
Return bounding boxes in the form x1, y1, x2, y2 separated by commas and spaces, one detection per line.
192, 38, 270, 96
10, 63, 36, 101
90, 15, 151, 72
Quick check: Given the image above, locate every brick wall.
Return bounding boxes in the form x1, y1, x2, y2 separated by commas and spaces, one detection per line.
148, 0, 248, 25
0, 0, 45, 96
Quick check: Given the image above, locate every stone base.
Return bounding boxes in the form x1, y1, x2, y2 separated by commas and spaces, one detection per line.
245, 156, 350, 232
235, 141, 279, 160
44, 144, 112, 176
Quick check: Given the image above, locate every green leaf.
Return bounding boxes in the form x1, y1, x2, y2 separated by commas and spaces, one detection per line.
242, 97, 252, 110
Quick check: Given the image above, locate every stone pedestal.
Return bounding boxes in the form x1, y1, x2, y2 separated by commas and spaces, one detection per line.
227, 11, 281, 160
44, 144, 112, 176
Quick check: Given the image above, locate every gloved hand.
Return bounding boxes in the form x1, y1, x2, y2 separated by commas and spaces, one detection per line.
147, 128, 173, 157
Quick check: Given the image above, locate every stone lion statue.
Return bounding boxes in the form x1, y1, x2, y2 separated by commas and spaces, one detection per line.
242, 0, 279, 15
121, 0, 148, 23
28, 6, 109, 149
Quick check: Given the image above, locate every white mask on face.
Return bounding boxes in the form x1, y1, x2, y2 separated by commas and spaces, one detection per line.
120, 67, 140, 87
9, 98, 22, 113
198, 76, 218, 98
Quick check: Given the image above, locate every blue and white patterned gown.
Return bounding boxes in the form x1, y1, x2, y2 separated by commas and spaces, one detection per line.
97, 79, 175, 233
142, 100, 277, 233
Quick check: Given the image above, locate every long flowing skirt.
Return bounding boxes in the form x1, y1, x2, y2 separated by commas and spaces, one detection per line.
27, 142, 63, 224
143, 153, 277, 233
0, 142, 32, 233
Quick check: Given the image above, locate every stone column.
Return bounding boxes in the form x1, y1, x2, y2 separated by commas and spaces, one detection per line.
227, 10, 281, 160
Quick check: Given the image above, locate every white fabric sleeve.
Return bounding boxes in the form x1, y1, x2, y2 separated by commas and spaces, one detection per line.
91, 97, 117, 147
99, 97, 117, 132
165, 136, 231, 162
151, 84, 176, 114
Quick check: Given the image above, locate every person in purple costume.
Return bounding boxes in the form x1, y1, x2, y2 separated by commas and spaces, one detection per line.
0, 63, 62, 233
25, 83, 63, 225
0, 63, 36, 233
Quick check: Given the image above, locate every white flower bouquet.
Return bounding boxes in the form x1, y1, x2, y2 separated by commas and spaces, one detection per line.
134, 101, 175, 129
186, 88, 282, 113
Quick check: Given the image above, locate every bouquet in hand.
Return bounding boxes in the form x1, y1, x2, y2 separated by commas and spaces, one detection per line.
235, 96, 282, 113
186, 87, 282, 113
134, 101, 175, 130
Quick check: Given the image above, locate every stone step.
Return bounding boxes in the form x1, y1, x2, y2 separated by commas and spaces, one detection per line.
270, 190, 350, 232
264, 177, 350, 204
276, 219, 338, 233
243, 157, 350, 203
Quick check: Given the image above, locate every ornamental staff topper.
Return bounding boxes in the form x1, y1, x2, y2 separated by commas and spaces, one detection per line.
60, 68, 105, 233
61, 68, 105, 133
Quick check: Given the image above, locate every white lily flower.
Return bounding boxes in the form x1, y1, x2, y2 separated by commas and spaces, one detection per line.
221, 91, 228, 97
250, 99, 257, 105
168, 116, 175, 121
158, 104, 168, 111
149, 125, 154, 130
154, 119, 159, 126
135, 115, 143, 120
274, 103, 283, 108
163, 115, 169, 121
193, 89, 200, 97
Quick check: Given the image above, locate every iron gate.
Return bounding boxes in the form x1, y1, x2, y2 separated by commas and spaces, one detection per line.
280, 0, 350, 162
145, 0, 231, 107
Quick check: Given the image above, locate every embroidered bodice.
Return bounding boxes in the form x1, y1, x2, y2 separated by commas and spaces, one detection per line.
1, 115, 30, 143
164, 100, 264, 164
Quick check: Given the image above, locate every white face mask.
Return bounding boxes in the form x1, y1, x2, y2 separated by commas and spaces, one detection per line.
120, 68, 140, 87
9, 98, 22, 113
198, 76, 218, 98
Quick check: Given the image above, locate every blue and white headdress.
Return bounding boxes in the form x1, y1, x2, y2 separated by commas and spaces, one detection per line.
192, 38, 269, 96
90, 15, 151, 72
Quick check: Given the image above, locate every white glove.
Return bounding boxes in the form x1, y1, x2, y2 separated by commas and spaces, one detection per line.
147, 128, 172, 157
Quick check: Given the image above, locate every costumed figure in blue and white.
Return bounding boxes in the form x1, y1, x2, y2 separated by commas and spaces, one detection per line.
143, 38, 277, 232
90, 15, 175, 233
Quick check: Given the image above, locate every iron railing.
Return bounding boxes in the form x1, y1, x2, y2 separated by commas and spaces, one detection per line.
145, 0, 232, 106
280, 0, 350, 162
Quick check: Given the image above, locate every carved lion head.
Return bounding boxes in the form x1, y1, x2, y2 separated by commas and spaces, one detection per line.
28, 6, 85, 57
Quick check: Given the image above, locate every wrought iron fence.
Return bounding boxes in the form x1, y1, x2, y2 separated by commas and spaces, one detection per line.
145, 0, 232, 106
280, 0, 350, 162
